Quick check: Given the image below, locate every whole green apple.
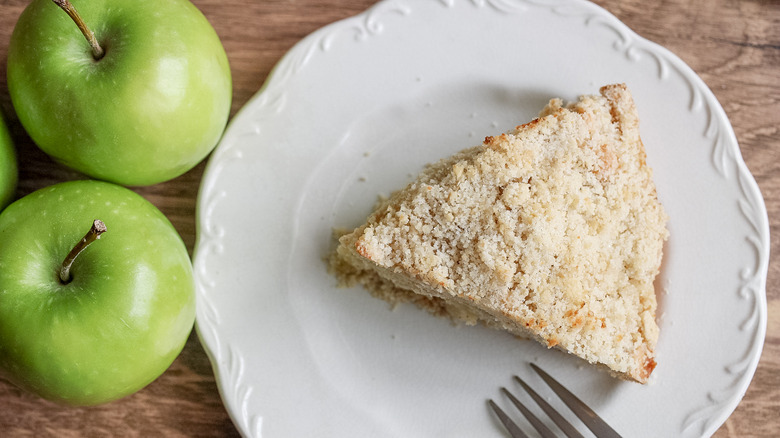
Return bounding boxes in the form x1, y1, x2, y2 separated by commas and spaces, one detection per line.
7, 0, 232, 186
0, 180, 195, 405
0, 115, 17, 210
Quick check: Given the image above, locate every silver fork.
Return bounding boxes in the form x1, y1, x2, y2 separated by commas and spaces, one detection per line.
488, 363, 623, 438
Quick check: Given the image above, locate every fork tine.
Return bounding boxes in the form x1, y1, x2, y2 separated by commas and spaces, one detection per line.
488, 399, 531, 438
514, 375, 585, 438
530, 363, 623, 438
501, 387, 558, 438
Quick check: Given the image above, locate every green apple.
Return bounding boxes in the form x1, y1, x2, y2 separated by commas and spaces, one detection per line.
7, 0, 232, 186
0, 115, 17, 210
0, 180, 195, 405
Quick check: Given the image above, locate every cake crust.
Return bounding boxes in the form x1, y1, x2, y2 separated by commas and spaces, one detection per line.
332, 84, 668, 383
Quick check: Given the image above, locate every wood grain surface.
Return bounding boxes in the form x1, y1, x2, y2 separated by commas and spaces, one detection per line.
0, 0, 776, 436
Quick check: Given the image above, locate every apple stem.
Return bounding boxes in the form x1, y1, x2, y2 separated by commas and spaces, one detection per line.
52, 0, 105, 60
59, 219, 107, 284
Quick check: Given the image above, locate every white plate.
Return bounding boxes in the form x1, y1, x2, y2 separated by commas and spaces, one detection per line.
193, 0, 769, 436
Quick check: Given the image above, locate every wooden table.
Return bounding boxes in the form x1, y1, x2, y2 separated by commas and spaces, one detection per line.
0, 0, 776, 436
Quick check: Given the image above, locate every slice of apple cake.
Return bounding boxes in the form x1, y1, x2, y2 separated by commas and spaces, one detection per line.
331, 84, 668, 383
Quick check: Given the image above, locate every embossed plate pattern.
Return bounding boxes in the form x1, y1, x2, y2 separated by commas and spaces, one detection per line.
193, 0, 769, 436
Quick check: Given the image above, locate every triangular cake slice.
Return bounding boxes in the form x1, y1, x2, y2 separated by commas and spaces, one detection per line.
332, 84, 668, 383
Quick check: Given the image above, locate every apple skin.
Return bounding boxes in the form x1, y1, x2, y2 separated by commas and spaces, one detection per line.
7, 0, 232, 186
0, 180, 195, 405
0, 115, 17, 210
